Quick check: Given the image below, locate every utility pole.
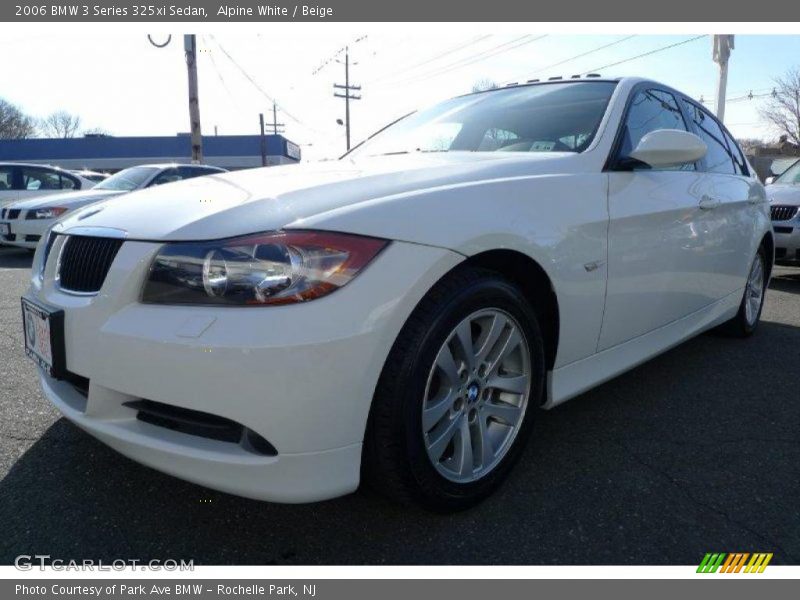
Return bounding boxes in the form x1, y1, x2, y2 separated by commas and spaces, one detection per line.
334, 46, 361, 151
184, 34, 203, 162
259, 113, 267, 167
271, 102, 285, 135
713, 35, 734, 123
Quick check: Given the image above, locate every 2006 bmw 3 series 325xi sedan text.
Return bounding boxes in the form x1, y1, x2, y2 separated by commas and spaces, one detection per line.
22, 77, 772, 511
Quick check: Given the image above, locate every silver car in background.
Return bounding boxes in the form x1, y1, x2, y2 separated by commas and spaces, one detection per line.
767, 158, 800, 266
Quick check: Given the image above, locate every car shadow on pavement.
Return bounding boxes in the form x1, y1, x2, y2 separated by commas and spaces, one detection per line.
0, 247, 34, 270
1, 319, 799, 566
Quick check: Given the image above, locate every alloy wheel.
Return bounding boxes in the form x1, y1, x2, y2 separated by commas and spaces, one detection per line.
421, 308, 532, 483
744, 253, 765, 326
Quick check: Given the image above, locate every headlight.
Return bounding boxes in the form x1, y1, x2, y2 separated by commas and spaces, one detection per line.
142, 230, 388, 306
30, 207, 68, 220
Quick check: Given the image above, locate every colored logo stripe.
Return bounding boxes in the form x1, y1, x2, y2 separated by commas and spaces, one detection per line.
697, 552, 773, 573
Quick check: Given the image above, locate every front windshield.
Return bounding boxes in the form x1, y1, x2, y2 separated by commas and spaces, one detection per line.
95, 166, 159, 191
349, 81, 617, 158
775, 159, 800, 184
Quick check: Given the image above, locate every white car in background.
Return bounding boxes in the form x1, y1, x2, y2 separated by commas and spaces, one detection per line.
0, 163, 96, 209
1, 163, 226, 249
70, 169, 110, 184
766, 158, 800, 265
23, 78, 772, 510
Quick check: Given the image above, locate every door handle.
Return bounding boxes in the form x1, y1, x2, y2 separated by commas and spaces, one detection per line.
699, 195, 721, 210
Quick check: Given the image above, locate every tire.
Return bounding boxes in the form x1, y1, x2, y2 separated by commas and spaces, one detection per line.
717, 245, 768, 337
362, 266, 545, 512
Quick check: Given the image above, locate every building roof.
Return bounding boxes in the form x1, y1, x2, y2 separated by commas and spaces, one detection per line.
0, 134, 300, 170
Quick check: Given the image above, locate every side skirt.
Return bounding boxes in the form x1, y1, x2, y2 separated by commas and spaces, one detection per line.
544, 288, 743, 409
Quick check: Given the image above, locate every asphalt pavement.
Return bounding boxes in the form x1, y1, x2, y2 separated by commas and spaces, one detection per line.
0, 245, 798, 565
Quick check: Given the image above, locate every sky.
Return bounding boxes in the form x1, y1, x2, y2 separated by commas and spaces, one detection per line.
1, 31, 799, 161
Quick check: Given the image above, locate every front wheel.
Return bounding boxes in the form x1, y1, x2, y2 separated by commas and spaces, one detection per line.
718, 246, 768, 337
363, 267, 545, 511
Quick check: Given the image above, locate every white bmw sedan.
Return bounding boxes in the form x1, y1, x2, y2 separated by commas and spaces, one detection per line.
22, 77, 772, 510
1, 164, 226, 250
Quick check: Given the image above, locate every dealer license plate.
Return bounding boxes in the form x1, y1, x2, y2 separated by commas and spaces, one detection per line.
21, 298, 64, 377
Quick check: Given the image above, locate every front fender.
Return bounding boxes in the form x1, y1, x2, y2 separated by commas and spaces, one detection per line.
296, 173, 610, 368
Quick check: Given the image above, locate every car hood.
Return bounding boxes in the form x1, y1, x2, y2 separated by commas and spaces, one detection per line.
766, 183, 800, 206
55, 152, 580, 241
11, 189, 126, 210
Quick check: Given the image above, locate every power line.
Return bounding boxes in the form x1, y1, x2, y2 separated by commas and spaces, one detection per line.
386, 35, 548, 87
581, 35, 707, 75
312, 35, 368, 75
501, 35, 637, 85
365, 35, 492, 85
209, 35, 305, 127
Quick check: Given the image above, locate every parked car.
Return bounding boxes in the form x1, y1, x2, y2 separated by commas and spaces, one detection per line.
70, 169, 110, 184
22, 77, 772, 510
0, 163, 96, 209
1, 163, 226, 249
766, 158, 800, 265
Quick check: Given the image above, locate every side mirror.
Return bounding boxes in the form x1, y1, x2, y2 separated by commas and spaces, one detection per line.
627, 129, 707, 168
765, 176, 775, 185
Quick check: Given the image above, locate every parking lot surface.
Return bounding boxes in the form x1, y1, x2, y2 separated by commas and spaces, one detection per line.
0, 245, 798, 565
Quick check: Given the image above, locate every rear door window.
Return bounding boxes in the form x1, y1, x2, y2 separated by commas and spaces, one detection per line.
681, 100, 736, 175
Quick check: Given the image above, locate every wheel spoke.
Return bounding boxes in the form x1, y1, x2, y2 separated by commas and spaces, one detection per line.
477, 416, 494, 469
486, 328, 522, 375
475, 313, 507, 364
454, 417, 474, 478
427, 414, 461, 461
435, 344, 460, 385
484, 401, 522, 426
422, 390, 454, 432
452, 319, 475, 371
485, 373, 529, 395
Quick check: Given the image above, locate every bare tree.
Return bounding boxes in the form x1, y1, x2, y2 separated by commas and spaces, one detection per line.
472, 79, 498, 93
40, 110, 82, 139
759, 68, 800, 146
82, 127, 111, 137
0, 98, 37, 139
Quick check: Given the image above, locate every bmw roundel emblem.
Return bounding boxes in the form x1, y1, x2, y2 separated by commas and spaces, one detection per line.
467, 384, 479, 403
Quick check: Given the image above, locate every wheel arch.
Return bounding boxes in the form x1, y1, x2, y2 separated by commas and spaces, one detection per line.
462, 249, 560, 374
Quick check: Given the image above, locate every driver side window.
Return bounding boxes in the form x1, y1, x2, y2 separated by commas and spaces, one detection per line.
620, 89, 694, 171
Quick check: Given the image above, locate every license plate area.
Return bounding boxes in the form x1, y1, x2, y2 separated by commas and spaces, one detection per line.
21, 298, 65, 379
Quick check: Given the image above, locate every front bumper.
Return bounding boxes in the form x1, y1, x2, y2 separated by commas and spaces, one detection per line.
773, 220, 800, 265
0, 215, 52, 249
27, 234, 462, 502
